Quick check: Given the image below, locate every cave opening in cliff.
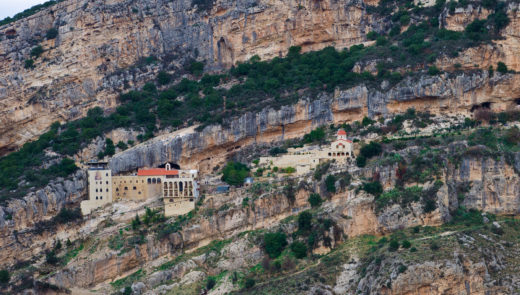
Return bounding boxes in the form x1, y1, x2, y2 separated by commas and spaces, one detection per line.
515, 98, 520, 105
470, 102, 492, 112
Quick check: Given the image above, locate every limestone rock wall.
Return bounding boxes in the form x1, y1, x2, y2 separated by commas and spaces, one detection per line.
1, 0, 520, 157
0, 0, 373, 156
108, 71, 520, 175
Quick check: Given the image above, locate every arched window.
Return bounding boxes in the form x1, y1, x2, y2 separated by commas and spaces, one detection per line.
106, 188, 109, 192
133, 186, 136, 190
96, 196, 98, 200
152, 178, 157, 184
116, 188, 119, 192
157, 178, 161, 183
100, 196, 102, 200
124, 187, 128, 190
95, 189, 98, 192
179, 182, 183, 192
147, 178, 151, 184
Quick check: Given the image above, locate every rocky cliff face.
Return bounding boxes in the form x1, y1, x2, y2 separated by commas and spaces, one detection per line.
0, 170, 85, 265
1, 69, 520, 276
0, 0, 374, 156
108, 71, 520, 174
1, 0, 520, 157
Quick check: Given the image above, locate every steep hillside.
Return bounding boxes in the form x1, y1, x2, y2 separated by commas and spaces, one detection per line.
1, 0, 520, 293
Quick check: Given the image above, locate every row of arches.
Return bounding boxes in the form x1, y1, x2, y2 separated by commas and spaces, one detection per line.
163, 181, 194, 198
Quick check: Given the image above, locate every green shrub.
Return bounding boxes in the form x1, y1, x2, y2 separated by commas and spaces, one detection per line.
362, 116, 375, 126
0, 269, 9, 284
24, 59, 34, 69
303, 127, 326, 144
308, 193, 323, 207
264, 232, 287, 258
280, 167, 296, 173
397, 264, 407, 274
189, 61, 204, 76
430, 242, 440, 251
401, 240, 411, 248
325, 174, 336, 193
376, 36, 388, 46
465, 19, 487, 41
298, 211, 313, 232
497, 62, 508, 74
362, 181, 383, 196
116, 141, 128, 150
131, 213, 141, 230
428, 66, 440, 75
291, 241, 307, 258
269, 146, 287, 156
31, 45, 44, 58
221, 161, 250, 186
157, 71, 172, 85
366, 31, 378, 40
400, 14, 410, 26
54, 208, 81, 224
206, 277, 216, 290
46, 250, 59, 265
46, 28, 59, 39
360, 141, 382, 159
104, 138, 115, 156
245, 278, 256, 289
356, 155, 366, 167
489, 12, 510, 32
388, 240, 399, 251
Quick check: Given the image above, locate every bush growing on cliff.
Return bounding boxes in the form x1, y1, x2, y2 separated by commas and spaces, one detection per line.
157, 71, 171, 85
291, 241, 308, 258
24, 59, 34, 69
325, 174, 337, 193
308, 193, 323, 207
30, 45, 44, 58
54, 208, 82, 224
221, 161, 250, 186
104, 138, 115, 156
298, 211, 313, 232
188, 61, 204, 76
264, 232, 288, 258
0, 269, 9, 284
46, 28, 59, 39
303, 127, 326, 144
46, 250, 59, 265
362, 181, 383, 197
356, 155, 367, 167
244, 278, 256, 289
360, 142, 382, 159
497, 62, 508, 74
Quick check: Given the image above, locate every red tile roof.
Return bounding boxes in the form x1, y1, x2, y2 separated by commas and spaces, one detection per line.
137, 168, 178, 176
337, 129, 347, 136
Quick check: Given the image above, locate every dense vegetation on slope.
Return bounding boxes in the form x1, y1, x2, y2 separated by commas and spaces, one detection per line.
0, 0, 513, 202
